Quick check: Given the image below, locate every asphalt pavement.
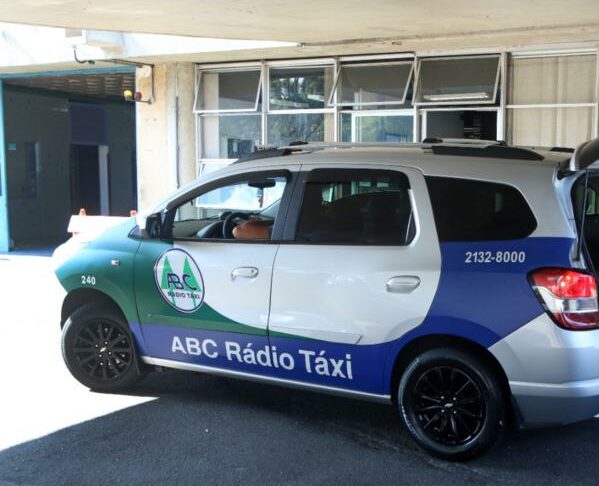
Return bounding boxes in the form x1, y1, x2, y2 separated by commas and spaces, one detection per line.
1, 253, 598, 486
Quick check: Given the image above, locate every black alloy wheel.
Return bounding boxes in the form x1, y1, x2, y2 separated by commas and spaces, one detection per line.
72, 320, 134, 381
411, 366, 485, 446
398, 347, 506, 460
62, 303, 142, 391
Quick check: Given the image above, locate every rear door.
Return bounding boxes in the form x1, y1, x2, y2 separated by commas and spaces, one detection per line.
267, 164, 441, 396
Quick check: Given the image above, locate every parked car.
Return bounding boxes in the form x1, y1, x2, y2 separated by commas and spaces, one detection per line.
54, 138, 599, 459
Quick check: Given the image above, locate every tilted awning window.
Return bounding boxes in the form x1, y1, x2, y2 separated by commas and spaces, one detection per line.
330, 61, 414, 106
194, 69, 262, 113
416, 55, 500, 105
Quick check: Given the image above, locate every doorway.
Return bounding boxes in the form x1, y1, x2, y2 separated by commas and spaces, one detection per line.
70, 144, 110, 216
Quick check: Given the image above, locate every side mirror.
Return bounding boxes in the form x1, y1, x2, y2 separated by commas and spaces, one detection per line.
145, 212, 163, 239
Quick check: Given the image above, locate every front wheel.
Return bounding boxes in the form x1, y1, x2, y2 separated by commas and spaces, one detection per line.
398, 348, 506, 460
61, 303, 142, 392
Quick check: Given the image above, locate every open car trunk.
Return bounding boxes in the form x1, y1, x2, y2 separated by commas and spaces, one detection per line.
572, 172, 599, 273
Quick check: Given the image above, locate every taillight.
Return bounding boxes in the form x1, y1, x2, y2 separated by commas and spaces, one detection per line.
530, 268, 599, 330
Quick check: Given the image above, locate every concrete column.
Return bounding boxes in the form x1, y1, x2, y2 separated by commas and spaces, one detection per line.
172, 63, 198, 188
0, 81, 10, 252
136, 62, 197, 211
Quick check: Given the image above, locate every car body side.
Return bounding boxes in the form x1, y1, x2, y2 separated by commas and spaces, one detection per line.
54, 148, 599, 427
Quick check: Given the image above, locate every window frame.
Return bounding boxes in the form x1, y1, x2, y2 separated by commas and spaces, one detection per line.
419, 106, 501, 142
414, 54, 501, 106
193, 67, 263, 114
327, 60, 415, 108
348, 109, 415, 143
162, 169, 297, 244
282, 167, 416, 246
267, 64, 335, 112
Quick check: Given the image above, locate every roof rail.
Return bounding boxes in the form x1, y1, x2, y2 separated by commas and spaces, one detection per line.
550, 146, 575, 153
234, 141, 423, 163
430, 144, 544, 161
234, 147, 304, 163
422, 137, 505, 146
233, 139, 548, 164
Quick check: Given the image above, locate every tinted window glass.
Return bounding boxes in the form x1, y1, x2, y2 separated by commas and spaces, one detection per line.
426, 177, 537, 241
296, 169, 414, 244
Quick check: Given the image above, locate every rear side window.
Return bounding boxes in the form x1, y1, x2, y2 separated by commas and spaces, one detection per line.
425, 176, 537, 241
295, 169, 414, 245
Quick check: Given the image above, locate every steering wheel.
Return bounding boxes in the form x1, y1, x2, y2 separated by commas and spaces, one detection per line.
222, 211, 251, 239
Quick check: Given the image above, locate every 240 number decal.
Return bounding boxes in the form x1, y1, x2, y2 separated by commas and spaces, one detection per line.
80, 275, 96, 285
465, 251, 526, 264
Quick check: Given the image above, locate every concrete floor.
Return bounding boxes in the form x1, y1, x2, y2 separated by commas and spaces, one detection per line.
1, 254, 599, 485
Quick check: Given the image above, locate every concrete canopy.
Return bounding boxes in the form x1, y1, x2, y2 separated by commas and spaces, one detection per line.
1, 0, 599, 53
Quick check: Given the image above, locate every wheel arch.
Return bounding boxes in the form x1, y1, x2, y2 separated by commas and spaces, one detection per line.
389, 334, 514, 421
61, 288, 127, 329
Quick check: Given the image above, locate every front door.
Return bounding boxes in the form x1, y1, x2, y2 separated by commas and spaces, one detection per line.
268, 165, 441, 396
134, 168, 295, 376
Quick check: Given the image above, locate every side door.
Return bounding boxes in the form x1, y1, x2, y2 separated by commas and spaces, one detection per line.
134, 166, 297, 376
268, 164, 441, 396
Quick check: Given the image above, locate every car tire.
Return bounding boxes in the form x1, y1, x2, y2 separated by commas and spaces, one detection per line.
61, 302, 142, 392
397, 347, 506, 460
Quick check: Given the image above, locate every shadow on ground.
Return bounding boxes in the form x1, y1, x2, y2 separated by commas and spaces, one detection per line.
1, 370, 598, 486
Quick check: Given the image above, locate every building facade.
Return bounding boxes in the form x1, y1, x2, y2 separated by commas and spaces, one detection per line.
1, 19, 599, 250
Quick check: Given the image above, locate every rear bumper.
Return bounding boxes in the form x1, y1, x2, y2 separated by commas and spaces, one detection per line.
511, 378, 599, 427
491, 313, 599, 427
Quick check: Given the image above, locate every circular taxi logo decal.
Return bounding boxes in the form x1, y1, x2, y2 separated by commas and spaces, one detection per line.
154, 249, 205, 313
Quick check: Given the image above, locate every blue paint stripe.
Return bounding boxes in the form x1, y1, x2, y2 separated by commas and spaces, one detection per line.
134, 322, 393, 395
132, 237, 577, 396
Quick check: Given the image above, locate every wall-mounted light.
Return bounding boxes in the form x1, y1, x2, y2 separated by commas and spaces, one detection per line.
123, 89, 152, 104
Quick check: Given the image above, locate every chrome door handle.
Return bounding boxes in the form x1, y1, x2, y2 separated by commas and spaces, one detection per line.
386, 276, 421, 293
231, 267, 259, 280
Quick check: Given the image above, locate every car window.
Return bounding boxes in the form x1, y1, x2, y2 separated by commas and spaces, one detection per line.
171, 175, 287, 240
425, 176, 537, 241
295, 169, 414, 245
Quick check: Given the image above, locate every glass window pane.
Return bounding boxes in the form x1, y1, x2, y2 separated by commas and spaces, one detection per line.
338, 62, 412, 105
508, 55, 596, 105
341, 113, 352, 142
267, 113, 334, 147
426, 177, 537, 241
417, 56, 499, 103
269, 66, 334, 110
354, 115, 413, 142
507, 107, 594, 148
201, 115, 261, 159
198, 70, 261, 111
196, 179, 286, 211
296, 169, 414, 244
425, 111, 497, 140
172, 176, 287, 241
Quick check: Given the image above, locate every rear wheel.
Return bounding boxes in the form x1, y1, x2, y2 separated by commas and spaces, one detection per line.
397, 348, 506, 460
61, 303, 142, 391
